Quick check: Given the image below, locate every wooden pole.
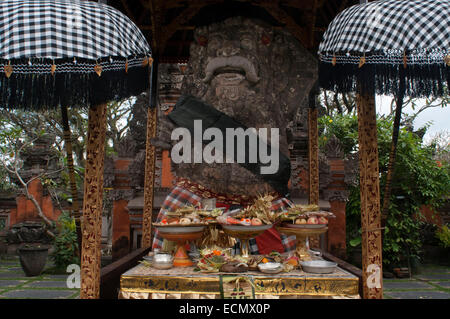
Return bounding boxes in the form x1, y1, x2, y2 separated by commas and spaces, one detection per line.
141, 60, 158, 249
356, 91, 383, 299
141, 106, 158, 248
80, 103, 107, 299
308, 107, 319, 205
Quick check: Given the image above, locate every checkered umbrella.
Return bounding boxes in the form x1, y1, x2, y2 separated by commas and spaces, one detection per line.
318, 0, 450, 98
0, 0, 152, 110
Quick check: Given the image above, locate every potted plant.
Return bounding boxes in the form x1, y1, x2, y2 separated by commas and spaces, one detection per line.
17, 243, 49, 276
6, 221, 53, 276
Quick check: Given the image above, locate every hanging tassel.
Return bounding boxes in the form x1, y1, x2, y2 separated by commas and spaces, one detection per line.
125, 59, 128, 73
148, 57, 154, 66
94, 63, 102, 77
444, 54, 450, 66
332, 55, 336, 66
4, 61, 12, 78
358, 54, 366, 68
142, 56, 149, 67
51, 61, 56, 76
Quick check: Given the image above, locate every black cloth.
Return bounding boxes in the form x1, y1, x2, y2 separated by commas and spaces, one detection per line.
168, 95, 291, 197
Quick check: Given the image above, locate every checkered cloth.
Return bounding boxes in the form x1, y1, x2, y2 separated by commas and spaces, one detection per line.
319, 0, 450, 61
318, 0, 450, 98
152, 186, 296, 255
0, 0, 151, 60
0, 0, 151, 110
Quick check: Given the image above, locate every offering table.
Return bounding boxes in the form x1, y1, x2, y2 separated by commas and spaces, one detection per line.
118, 259, 360, 299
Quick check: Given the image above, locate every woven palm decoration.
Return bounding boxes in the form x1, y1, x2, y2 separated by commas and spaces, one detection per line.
318, 0, 450, 98
0, 0, 152, 110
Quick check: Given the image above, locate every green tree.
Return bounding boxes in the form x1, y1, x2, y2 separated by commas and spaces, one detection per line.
319, 109, 450, 270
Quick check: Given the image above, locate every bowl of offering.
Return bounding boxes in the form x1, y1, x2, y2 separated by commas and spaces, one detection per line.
153, 253, 174, 269
258, 262, 284, 274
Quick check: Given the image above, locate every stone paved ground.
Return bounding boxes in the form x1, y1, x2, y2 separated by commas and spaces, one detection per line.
383, 264, 450, 299
0, 256, 79, 299
0, 255, 449, 299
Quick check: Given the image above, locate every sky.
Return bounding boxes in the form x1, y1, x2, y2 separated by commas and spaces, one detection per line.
376, 95, 450, 144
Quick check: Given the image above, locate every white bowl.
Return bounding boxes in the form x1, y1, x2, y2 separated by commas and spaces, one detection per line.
154, 253, 173, 263
258, 262, 283, 274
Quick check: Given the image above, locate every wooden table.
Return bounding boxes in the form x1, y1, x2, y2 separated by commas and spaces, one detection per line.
119, 259, 360, 299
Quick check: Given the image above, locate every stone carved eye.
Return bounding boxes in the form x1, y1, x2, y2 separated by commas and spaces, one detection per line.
207, 35, 223, 55
240, 34, 253, 50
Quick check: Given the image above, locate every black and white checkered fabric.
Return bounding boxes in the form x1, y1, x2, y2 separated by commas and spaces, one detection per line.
319, 0, 450, 64
0, 0, 152, 110
318, 0, 450, 98
0, 0, 151, 61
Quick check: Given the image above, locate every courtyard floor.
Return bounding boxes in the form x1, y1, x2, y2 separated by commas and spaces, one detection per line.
0, 255, 449, 299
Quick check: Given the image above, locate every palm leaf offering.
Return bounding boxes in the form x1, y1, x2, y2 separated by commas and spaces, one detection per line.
230, 194, 278, 225
198, 225, 236, 248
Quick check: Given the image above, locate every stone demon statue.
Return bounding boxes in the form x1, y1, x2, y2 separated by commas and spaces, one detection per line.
153, 17, 318, 254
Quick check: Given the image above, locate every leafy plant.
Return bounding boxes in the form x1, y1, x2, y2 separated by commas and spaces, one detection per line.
319, 113, 450, 269
435, 225, 450, 248
50, 211, 79, 269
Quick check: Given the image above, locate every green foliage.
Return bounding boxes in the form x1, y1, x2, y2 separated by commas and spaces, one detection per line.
435, 225, 450, 248
320, 113, 450, 269
50, 211, 79, 269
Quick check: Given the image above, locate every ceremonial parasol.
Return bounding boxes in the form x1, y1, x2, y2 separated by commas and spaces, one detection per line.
318, 0, 449, 298
0, 0, 152, 299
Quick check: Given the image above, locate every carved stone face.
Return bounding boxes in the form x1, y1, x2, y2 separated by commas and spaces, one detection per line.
173, 17, 318, 196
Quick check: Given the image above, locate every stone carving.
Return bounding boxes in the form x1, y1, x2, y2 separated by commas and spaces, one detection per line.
128, 149, 146, 190
117, 134, 138, 159
324, 135, 344, 159
323, 189, 350, 202
6, 222, 53, 244
319, 152, 332, 190
344, 153, 359, 187
110, 189, 135, 201
103, 156, 116, 189
158, 17, 318, 197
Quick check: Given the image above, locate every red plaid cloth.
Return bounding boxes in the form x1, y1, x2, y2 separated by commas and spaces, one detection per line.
152, 185, 296, 254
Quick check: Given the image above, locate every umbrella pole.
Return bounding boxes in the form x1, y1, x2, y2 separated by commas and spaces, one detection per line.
80, 103, 107, 299
142, 60, 158, 249
60, 105, 82, 256
308, 106, 319, 206
356, 90, 383, 299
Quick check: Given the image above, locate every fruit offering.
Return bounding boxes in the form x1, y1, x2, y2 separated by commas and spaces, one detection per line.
278, 204, 335, 225
217, 195, 277, 226
154, 206, 225, 226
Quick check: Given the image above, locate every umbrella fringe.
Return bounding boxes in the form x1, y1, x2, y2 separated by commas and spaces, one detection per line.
0, 61, 150, 110
319, 62, 448, 98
